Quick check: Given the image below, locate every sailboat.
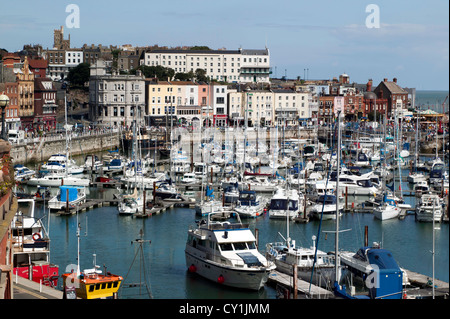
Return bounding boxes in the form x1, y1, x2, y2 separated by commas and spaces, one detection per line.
373, 125, 401, 221
117, 187, 144, 215
195, 185, 223, 216
372, 195, 400, 220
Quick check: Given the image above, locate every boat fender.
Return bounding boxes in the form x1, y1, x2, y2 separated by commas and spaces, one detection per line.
188, 265, 197, 273
32, 233, 41, 241
218, 275, 225, 284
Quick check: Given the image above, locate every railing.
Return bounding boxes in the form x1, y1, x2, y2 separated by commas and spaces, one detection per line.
10, 128, 120, 146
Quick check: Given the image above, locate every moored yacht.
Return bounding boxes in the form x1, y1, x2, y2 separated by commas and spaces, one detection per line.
415, 194, 443, 222
27, 172, 90, 187
233, 190, 267, 218
11, 198, 59, 287
266, 236, 336, 289
310, 194, 343, 220
338, 243, 408, 297
48, 185, 87, 211
185, 213, 275, 290
372, 196, 400, 220
268, 187, 301, 219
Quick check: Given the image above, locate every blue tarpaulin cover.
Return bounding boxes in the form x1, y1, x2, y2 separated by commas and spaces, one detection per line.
60, 186, 80, 202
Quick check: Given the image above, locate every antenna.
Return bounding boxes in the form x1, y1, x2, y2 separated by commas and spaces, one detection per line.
120, 229, 153, 298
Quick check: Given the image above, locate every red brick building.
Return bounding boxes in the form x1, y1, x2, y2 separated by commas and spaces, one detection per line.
28, 58, 48, 78
373, 78, 408, 118
34, 77, 57, 130
1, 53, 20, 69
363, 79, 388, 121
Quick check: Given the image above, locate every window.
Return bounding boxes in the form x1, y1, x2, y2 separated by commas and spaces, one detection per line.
220, 243, 233, 251
234, 242, 247, 250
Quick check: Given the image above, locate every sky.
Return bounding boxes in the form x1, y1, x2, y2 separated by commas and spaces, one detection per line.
0, 0, 448, 91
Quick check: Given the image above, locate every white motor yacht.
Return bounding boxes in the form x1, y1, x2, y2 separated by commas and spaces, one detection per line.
311, 194, 343, 220
266, 236, 336, 289
27, 172, 90, 187
415, 194, 443, 222
268, 188, 301, 220
185, 213, 275, 290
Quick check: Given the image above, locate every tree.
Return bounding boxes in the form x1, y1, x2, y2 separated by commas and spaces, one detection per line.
132, 65, 174, 80
67, 62, 90, 87
174, 71, 194, 81
190, 46, 210, 50
195, 69, 208, 82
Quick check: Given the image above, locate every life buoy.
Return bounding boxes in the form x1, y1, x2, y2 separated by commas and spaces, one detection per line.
32, 233, 41, 241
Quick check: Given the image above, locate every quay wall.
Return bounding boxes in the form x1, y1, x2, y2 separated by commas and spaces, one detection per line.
10, 132, 120, 165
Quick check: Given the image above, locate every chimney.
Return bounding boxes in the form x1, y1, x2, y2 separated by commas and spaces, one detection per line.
383, 78, 388, 82
393, 78, 397, 83
366, 79, 373, 92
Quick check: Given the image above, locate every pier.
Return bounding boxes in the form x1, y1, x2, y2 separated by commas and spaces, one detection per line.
54, 196, 195, 216
55, 198, 120, 215
267, 270, 334, 299
267, 268, 449, 299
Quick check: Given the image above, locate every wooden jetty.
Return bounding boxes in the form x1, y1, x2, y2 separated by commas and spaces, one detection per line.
267, 270, 334, 299
404, 269, 449, 299
55, 198, 119, 216
134, 197, 196, 218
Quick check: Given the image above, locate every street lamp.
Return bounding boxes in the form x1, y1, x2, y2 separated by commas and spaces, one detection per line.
0, 93, 10, 140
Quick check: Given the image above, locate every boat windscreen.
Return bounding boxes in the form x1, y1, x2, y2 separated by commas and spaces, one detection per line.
236, 252, 263, 267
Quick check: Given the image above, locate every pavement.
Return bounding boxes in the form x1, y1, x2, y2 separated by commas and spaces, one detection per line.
12, 275, 63, 299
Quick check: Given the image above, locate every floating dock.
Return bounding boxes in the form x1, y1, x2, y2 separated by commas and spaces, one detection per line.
267, 270, 334, 299
55, 198, 119, 215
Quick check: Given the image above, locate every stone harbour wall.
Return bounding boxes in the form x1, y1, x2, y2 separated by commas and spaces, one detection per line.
10, 132, 120, 165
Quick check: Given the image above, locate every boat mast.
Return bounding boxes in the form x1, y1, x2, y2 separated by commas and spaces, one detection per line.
335, 110, 341, 283
76, 219, 81, 277
64, 95, 69, 178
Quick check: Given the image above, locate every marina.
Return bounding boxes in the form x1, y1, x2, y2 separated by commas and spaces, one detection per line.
9, 104, 449, 299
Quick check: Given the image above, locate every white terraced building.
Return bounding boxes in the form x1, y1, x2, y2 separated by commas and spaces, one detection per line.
141, 48, 270, 84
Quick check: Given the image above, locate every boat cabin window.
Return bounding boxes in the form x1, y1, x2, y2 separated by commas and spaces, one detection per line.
270, 199, 298, 210
356, 179, 372, 187
239, 192, 256, 201
219, 241, 256, 251
233, 242, 248, 250
219, 243, 233, 251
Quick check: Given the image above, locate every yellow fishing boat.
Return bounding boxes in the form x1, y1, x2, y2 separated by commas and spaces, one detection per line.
62, 222, 123, 299
62, 258, 122, 299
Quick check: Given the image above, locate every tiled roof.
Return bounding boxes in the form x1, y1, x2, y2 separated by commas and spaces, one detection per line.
382, 81, 406, 94
29, 59, 48, 69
